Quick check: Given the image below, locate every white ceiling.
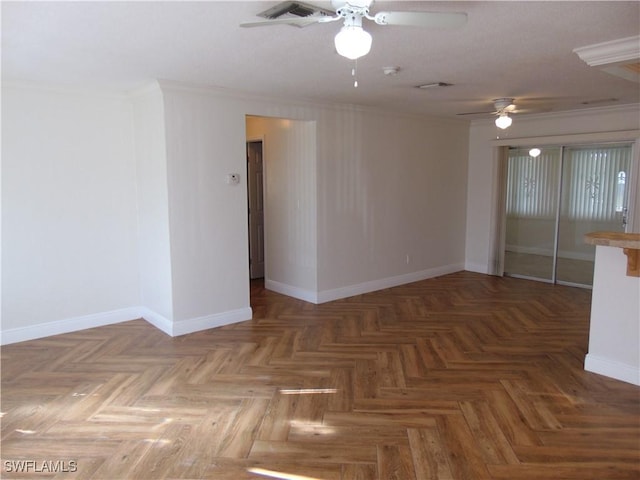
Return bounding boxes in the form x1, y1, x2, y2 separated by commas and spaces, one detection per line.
2, 1, 639, 118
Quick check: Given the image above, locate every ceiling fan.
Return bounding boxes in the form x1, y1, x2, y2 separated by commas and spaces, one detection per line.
240, 0, 468, 60
457, 98, 524, 129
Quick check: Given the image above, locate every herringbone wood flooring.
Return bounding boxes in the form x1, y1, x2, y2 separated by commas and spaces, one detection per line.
1, 272, 639, 479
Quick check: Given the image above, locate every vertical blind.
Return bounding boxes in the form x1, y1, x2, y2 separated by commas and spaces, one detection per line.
506, 148, 560, 218
562, 145, 631, 221
506, 144, 632, 221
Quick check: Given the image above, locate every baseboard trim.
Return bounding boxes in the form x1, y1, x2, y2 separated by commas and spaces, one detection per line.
265, 265, 464, 305
317, 263, 465, 304
139, 308, 173, 336
0, 307, 141, 345
464, 262, 490, 274
265, 280, 318, 303
166, 307, 253, 337
584, 353, 640, 386
1, 306, 254, 345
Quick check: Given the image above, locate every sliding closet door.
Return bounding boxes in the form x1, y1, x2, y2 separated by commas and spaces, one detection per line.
504, 147, 562, 282
556, 144, 632, 286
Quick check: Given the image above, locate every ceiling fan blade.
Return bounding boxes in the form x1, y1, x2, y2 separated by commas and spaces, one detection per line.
456, 110, 496, 116
240, 15, 339, 28
512, 107, 547, 114
374, 11, 467, 28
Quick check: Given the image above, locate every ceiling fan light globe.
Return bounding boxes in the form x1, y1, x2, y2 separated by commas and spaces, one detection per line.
334, 26, 372, 60
529, 148, 541, 157
495, 113, 512, 129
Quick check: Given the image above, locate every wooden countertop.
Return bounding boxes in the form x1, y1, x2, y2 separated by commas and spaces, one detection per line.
585, 232, 640, 277
584, 232, 640, 249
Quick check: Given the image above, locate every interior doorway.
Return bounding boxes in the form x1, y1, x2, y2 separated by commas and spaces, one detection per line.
247, 140, 265, 279
503, 143, 633, 287
245, 114, 318, 302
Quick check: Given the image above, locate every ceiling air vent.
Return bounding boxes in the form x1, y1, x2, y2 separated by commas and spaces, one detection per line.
257, 1, 335, 26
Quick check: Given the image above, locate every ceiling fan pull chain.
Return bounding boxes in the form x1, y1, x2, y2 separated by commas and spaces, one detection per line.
353, 60, 358, 88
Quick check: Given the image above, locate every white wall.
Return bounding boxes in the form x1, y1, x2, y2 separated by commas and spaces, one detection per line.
246, 116, 318, 297
160, 86, 253, 324
585, 245, 640, 385
131, 83, 174, 324
1, 79, 470, 343
1, 84, 140, 341
465, 105, 640, 274
316, 109, 469, 300
159, 82, 469, 307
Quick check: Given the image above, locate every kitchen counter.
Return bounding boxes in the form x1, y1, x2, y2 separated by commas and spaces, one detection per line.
585, 231, 640, 276
583, 231, 640, 385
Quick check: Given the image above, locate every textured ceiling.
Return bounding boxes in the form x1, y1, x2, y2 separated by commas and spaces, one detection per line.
2, 1, 639, 118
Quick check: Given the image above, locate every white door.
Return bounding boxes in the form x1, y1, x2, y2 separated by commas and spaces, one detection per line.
247, 141, 265, 279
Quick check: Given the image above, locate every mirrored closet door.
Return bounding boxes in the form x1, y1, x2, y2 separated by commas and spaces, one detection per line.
504, 143, 633, 287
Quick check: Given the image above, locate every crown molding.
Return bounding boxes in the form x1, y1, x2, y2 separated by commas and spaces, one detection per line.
491, 129, 640, 147
574, 35, 640, 66
127, 80, 163, 100
154, 79, 468, 126
471, 103, 640, 128
1, 79, 132, 100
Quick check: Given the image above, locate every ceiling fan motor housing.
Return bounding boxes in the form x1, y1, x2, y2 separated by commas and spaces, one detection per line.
494, 97, 515, 112
332, 0, 374, 11
334, 1, 372, 21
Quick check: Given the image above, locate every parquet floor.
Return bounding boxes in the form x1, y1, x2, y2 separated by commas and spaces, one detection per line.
1, 272, 639, 479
